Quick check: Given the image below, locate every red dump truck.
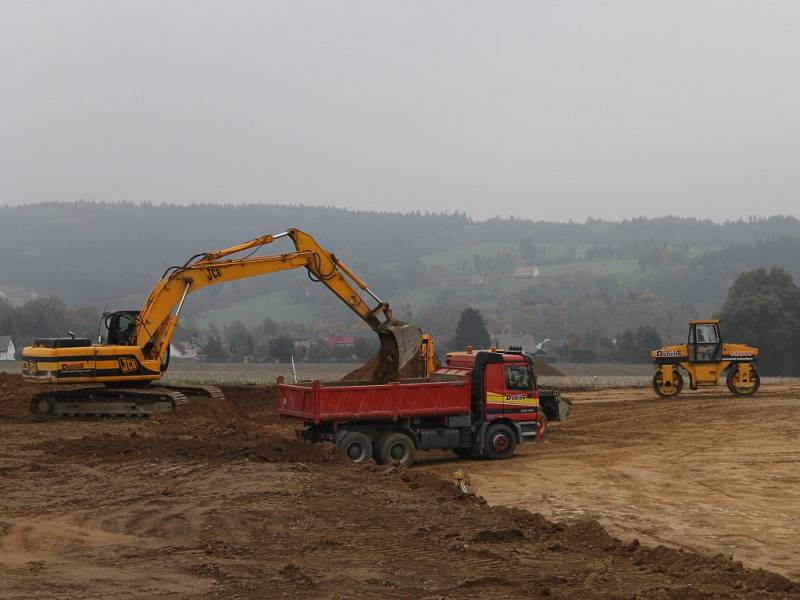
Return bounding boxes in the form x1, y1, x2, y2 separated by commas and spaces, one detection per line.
278, 348, 569, 466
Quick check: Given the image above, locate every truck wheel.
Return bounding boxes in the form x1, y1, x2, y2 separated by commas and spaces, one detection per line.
484, 423, 516, 460
336, 431, 373, 464
727, 365, 761, 396
376, 432, 415, 467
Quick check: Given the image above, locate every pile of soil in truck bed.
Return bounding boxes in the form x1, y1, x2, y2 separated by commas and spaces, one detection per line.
1, 374, 798, 599
342, 334, 422, 382
343, 336, 564, 382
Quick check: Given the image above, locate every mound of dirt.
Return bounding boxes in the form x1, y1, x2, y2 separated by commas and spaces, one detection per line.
0, 372, 52, 419
343, 333, 422, 382
154, 388, 271, 432
37, 384, 326, 465
216, 384, 279, 417
38, 426, 329, 464
344, 336, 561, 383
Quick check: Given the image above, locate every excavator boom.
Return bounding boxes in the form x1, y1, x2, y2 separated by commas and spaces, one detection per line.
135, 228, 422, 371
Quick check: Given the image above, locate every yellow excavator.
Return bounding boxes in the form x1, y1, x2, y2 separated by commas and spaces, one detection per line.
22, 228, 436, 417
651, 319, 760, 397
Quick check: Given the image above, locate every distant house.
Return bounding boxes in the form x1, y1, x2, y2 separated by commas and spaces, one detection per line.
513, 265, 540, 279
0, 336, 16, 361
324, 335, 356, 348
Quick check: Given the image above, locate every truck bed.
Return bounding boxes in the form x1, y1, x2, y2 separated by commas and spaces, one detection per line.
277, 375, 470, 424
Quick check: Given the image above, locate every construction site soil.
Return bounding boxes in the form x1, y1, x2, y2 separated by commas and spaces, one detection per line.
2, 372, 799, 599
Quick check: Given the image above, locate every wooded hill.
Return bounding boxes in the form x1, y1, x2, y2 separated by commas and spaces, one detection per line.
2, 202, 799, 344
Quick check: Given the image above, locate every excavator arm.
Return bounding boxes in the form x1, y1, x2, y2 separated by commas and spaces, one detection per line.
135, 228, 421, 369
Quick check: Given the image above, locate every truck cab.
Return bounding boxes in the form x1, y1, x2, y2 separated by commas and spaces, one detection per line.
438, 348, 542, 444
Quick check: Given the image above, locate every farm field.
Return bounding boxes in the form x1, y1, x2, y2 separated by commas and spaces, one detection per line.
0, 361, 354, 384
414, 241, 628, 270
188, 239, 646, 330
0, 360, 653, 388
2, 373, 800, 599
4, 358, 794, 397
539, 257, 640, 278
415, 241, 521, 269
195, 290, 317, 328
162, 361, 660, 386
1, 359, 791, 391
165, 360, 354, 384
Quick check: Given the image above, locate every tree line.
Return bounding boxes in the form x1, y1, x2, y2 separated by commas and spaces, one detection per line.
4, 271, 800, 375
718, 267, 800, 375
196, 319, 380, 364
0, 296, 100, 350
2, 202, 798, 308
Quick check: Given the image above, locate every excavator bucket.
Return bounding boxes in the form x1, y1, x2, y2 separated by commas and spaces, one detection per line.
344, 323, 425, 383
382, 323, 424, 372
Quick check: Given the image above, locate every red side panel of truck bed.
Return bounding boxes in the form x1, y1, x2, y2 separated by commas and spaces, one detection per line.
277, 378, 471, 424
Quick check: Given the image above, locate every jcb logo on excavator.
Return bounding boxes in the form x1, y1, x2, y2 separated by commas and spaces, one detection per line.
118, 357, 139, 374
205, 267, 223, 281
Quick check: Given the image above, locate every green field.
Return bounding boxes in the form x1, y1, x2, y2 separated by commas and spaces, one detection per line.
194, 246, 642, 329
539, 257, 640, 277
196, 290, 317, 329
418, 242, 520, 269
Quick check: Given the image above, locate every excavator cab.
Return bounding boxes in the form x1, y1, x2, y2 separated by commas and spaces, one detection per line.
103, 311, 139, 346
687, 321, 722, 363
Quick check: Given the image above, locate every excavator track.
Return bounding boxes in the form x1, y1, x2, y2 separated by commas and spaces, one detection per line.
160, 384, 226, 403
29, 384, 225, 419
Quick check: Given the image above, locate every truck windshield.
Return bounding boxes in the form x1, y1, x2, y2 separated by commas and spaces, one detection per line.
505, 365, 532, 390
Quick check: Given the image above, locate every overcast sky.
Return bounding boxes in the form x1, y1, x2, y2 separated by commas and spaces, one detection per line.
2, 1, 799, 221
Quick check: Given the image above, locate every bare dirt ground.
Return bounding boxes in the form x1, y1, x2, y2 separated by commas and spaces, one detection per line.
2, 373, 800, 599
422, 381, 800, 583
